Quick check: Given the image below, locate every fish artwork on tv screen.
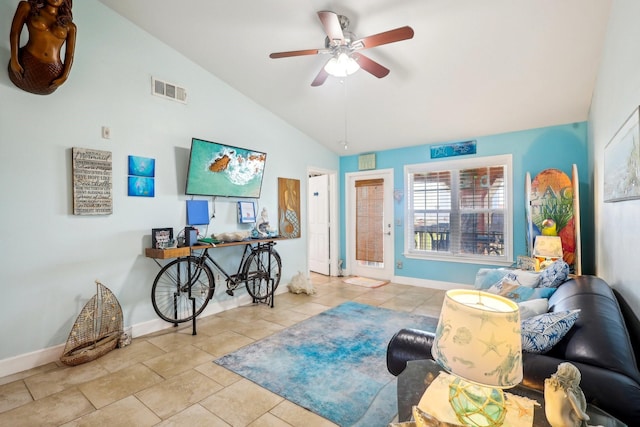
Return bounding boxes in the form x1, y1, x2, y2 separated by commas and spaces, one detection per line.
185, 138, 267, 198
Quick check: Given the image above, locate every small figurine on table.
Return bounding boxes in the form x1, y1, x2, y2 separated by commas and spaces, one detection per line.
544, 362, 590, 427
254, 207, 273, 238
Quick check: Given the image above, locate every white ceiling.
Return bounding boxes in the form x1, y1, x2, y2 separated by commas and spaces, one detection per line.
99, 0, 612, 155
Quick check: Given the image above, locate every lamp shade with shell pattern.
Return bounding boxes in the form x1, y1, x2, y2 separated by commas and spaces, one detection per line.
431, 289, 522, 427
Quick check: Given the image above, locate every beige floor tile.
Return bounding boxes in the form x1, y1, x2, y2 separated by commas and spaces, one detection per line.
0, 380, 33, 413
96, 340, 166, 373
135, 369, 222, 419
78, 363, 163, 408
379, 296, 425, 312
156, 403, 230, 427
230, 318, 285, 340
248, 412, 293, 427
260, 308, 312, 327
200, 379, 283, 427
0, 362, 59, 386
0, 388, 94, 427
269, 400, 338, 427
143, 345, 214, 378
194, 361, 242, 387
147, 330, 203, 352
60, 395, 161, 427
195, 330, 254, 357
288, 302, 330, 316
190, 316, 248, 337
309, 294, 351, 307
24, 361, 110, 400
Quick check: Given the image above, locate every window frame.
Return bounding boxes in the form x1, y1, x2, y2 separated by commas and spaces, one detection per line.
404, 154, 513, 265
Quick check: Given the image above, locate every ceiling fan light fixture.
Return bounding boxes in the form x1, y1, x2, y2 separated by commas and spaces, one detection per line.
324, 53, 360, 77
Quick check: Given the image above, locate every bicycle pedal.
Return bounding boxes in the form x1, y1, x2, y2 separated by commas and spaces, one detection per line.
226, 290, 234, 296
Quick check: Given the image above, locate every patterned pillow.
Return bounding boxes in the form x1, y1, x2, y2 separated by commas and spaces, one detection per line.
502, 270, 541, 288
521, 309, 581, 353
488, 280, 556, 303
538, 260, 570, 288
474, 268, 510, 289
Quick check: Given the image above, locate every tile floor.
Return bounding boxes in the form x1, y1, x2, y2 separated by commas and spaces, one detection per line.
0, 274, 446, 427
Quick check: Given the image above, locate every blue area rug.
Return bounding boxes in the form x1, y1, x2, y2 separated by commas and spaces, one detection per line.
215, 301, 438, 426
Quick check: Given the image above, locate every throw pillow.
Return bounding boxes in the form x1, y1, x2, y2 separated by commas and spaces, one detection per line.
521, 309, 581, 353
488, 280, 556, 303
538, 260, 570, 288
502, 270, 541, 288
518, 298, 549, 319
474, 268, 510, 290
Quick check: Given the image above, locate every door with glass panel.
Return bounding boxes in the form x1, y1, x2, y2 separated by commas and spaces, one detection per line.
346, 169, 394, 280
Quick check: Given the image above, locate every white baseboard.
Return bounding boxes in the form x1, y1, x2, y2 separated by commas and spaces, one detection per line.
0, 289, 286, 378
392, 275, 472, 291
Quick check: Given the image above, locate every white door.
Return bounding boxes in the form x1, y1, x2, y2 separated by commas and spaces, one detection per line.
308, 174, 330, 275
346, 169, 394, 280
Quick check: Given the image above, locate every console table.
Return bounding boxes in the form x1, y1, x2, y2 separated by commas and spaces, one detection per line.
397, 359, 626, 427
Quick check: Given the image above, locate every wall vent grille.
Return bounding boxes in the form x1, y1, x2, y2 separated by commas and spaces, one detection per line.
151, 77, 187, 104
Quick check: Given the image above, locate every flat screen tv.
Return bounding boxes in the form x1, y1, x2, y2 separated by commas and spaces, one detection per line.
185, 138, 266, 198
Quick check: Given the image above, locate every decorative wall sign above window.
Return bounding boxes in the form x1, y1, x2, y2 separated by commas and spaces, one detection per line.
430, 140, 477, 159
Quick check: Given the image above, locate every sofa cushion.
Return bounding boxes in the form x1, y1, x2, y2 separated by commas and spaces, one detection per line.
518, 298, 549, 319
521, 309, 580, 353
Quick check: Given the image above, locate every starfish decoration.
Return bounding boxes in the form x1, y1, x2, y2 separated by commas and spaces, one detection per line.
479, 331, 505, 356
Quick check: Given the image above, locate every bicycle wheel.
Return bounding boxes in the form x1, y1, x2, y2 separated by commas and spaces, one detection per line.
152, 257, 215, 323
243, 247, 282, 300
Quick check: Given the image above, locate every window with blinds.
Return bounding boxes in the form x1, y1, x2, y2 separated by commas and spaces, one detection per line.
405, 155, 512, 263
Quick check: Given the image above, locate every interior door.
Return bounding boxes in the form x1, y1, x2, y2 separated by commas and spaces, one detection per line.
308, 174, 330, 275
346, 169, 394, 280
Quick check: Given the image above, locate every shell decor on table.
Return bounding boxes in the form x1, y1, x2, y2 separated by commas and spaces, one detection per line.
544, 362, 590, 427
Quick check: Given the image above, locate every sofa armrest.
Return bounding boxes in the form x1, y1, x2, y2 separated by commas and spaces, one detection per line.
386, 328, 435, 376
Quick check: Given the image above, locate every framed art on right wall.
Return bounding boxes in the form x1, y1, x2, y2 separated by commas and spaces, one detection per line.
604, 106, 640, 202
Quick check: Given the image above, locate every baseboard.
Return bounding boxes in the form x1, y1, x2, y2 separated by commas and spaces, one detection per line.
392, 275, 472, 291
0, 289, 285, 378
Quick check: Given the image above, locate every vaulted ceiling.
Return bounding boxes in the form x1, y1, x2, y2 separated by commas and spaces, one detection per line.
99, 0, 612, 155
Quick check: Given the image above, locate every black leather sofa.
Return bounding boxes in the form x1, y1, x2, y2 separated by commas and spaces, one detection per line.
386, 275, 640, 426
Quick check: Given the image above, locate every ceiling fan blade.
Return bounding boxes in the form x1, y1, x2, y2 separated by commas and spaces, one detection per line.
352, 52, 389, 78
311, 66, 330, 87
269, 49, 322, 59
317, 11, 345, 45
354, 26, 414, 50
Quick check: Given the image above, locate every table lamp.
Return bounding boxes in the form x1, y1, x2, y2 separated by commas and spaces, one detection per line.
431, 290, 522, 427
533, 235, 563, 269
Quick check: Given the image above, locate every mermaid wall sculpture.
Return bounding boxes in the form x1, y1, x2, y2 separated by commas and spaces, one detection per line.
8, 0, 76, 95
544, 362, 590, 427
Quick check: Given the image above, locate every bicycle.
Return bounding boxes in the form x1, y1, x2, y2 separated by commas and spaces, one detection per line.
151, 240, 281, 324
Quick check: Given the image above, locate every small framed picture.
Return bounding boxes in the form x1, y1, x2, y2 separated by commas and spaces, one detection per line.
238, 201, 256, 224
152, 227, 174, 249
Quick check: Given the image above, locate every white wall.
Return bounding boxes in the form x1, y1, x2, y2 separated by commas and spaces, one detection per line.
589, 0, 640, 315
0, 0, 337, 372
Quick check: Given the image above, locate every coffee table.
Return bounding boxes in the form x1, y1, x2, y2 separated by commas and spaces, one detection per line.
397, 359, 626, 427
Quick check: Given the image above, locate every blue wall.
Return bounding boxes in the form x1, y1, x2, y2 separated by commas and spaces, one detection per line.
340, 122, 589, 285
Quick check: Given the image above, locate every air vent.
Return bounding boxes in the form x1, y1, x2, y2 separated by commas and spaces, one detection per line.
151, 77, 187, 104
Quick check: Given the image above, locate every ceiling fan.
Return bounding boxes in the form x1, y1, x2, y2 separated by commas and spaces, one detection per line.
269, 11, 414, 86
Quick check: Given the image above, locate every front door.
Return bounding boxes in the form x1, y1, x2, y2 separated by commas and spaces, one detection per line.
346, 169, 394, 280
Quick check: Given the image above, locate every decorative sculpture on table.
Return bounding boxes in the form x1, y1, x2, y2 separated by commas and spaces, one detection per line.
8, 0, 76, 95
254, 207, 275, 238
544, 362, 590, 427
